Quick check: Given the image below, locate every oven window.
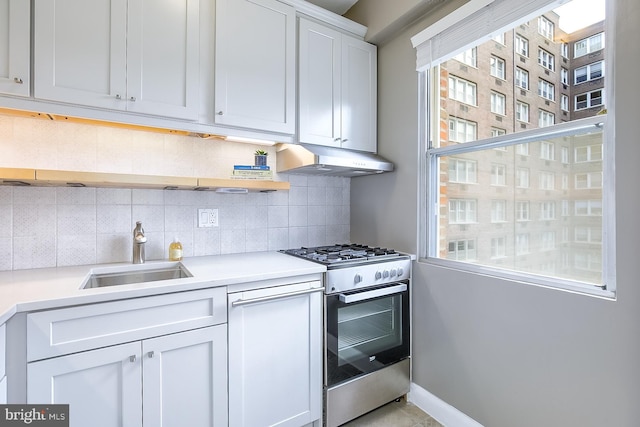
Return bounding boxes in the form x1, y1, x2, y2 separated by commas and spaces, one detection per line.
326, 284, 409, 386
338, 296, 403, 365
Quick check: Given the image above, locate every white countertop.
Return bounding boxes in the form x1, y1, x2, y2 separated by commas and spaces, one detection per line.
0, 251, 326, 325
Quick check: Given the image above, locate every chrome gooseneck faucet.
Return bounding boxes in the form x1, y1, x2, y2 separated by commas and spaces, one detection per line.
133, 221, 147, 264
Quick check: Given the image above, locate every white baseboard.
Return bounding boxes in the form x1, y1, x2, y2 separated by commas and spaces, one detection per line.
407, 382, 484, 427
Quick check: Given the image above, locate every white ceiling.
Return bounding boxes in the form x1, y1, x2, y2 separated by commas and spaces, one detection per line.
304, 0, 359, 15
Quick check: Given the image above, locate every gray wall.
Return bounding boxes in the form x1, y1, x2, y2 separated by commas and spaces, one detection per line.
350, 0, 640, 425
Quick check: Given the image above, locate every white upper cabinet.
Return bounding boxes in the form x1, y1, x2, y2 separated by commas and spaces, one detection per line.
0, 0, 30, 97
215, 0, 296, 134
298, 18, 377, 153
33, 0, 200, 120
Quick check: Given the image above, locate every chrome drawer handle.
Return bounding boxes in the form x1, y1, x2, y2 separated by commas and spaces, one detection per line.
232, 287, 324, 307
14, 77, 23, 84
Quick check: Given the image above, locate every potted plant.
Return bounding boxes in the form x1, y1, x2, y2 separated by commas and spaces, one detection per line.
254, 149, 268, 166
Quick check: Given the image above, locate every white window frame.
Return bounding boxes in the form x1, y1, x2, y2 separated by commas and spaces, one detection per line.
449, 158, 478, 183
538, 15, 554, 40
449, 199, 477, 224
491, 200, 507, 222
413, 0, 615, 298
538, 79, 555, 101
574, 32, 605, 58
538, 48, 555, 72
449, 117, 477, 143
454, 47, 478, 67
539, 110, 555, 127
574, 61, 604, 84
561, 94, 569, 112
516, 168, 530, 188
515, 34, 529, 57
575, 89, 604, 111
515, 67, 529, 90
560, 68, 568, 85
490, 91, 506, 115
490, 56, 506, 79
516, 102, 529, 122
449, 75, 477, 105
491, 163, 507, 186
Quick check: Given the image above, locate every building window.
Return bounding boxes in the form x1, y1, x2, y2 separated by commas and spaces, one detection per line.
516, 168, 530, 188
516, 233, 530, 255
515, 34, 529, 57
539, 110, 555, 127
575, 200, 602, 216
574, 226, 603, 243
491, 237, 507, 258
491, 164, 507, 186
539, 172, 555, 191
453, 47, 477, 67
541, 231, 556, 250
493, 33, 505, 45
561, 42, 569, 58
490, 91, 506, 115
491, 127, 506, 137
538, 80, 555, 101
562, 173, 569, 190
516, 102, 529, 122
449, 158, 477, 183
575, 89, 604, 110
561, 146, 569, 164
540, 201, 556, 219
449, 199, 477, 223
516, 201, 530, 221
448, 76, 477, 105
538, 16, 554, 40
516, 144, 529, 156
574, 32, 605, 58
561, 68, 569, 85
574, 61, 604, 84
540, 141, 555, 160
515, 67, 529, 90
538, 48, 555, 72
490, 56, 506, 79
575, 144, 603, 163
491, 200, 507, 222
448, 239, 476, 261
575, 172, 603, 189
561, 94, 569, 112
449, 117, 477, 143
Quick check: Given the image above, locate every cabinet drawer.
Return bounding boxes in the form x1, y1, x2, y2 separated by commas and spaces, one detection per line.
27, 287, 226, 362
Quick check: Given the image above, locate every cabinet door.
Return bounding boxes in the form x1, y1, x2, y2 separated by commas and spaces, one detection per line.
228, 281, 323, 427
215, 0, 296, 134
341, 36, 377, 153
34, 0, 128, 110
142, 326, 228, 427
298, 18, 342, 148
27, 342, 142, 427
126, 0, 200, 120
0, 0, 30, 97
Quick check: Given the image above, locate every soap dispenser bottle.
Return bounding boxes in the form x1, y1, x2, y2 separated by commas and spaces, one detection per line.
169, 236, 183, 261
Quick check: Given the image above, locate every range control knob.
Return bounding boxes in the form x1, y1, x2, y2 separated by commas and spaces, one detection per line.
354, 274, 363, 284
397, 267, 404, 277
383, 270, 390, 278
390, 268, 397, 278
375, 271, 382, 280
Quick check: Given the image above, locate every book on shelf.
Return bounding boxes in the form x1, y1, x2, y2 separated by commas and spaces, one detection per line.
231, 169, 273, 179
233, 165, 271, 170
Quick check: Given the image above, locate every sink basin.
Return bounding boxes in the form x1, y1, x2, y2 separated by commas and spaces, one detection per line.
82, 262, 193, 289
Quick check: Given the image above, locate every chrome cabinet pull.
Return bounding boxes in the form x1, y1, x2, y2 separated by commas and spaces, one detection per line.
115, 94, 122, 100
148, 351, 154, 358
342, 138, 349, 143
217, 111, 224, 115
130, 96, 136, 102
129, 355, 136, 363
14, 77, 23, 84
231, 287, 324, 307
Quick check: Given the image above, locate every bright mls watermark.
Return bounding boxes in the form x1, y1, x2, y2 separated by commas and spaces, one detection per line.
0, 405, 69, 427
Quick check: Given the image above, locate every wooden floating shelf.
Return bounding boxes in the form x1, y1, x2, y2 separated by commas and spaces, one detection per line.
0, 168, 289, 192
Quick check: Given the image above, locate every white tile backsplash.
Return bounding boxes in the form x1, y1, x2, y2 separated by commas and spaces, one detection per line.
0, 115, 353, 270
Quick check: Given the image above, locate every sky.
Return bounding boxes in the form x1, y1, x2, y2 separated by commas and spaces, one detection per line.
553, 0, 606, 32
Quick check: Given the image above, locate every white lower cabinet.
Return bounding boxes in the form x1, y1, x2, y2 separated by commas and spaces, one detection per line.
228, 280, 323, 427
0, 322, 5, 404
28, 325, 227, 427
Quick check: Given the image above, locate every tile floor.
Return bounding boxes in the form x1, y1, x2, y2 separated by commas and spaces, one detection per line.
342, 398, 444, 427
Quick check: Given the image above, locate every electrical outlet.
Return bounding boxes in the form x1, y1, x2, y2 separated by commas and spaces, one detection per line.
198, 208, 219, 228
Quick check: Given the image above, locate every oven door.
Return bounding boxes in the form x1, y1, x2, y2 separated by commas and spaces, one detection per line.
325, 281, 410, 387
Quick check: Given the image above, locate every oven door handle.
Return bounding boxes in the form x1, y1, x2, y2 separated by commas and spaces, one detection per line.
339, 283, 407, 304
231, 287, 325, 307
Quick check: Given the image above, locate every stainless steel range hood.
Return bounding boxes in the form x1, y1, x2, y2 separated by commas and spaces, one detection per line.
276, 143, 394, 177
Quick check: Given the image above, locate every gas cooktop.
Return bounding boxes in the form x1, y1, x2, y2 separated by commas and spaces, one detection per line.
281, 243, 404, 266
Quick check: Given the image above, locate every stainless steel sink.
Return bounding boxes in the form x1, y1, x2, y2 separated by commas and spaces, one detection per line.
82, 263, 193, 289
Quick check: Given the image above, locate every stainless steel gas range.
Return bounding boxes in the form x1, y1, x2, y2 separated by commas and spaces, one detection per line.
282, 244, 411, 427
